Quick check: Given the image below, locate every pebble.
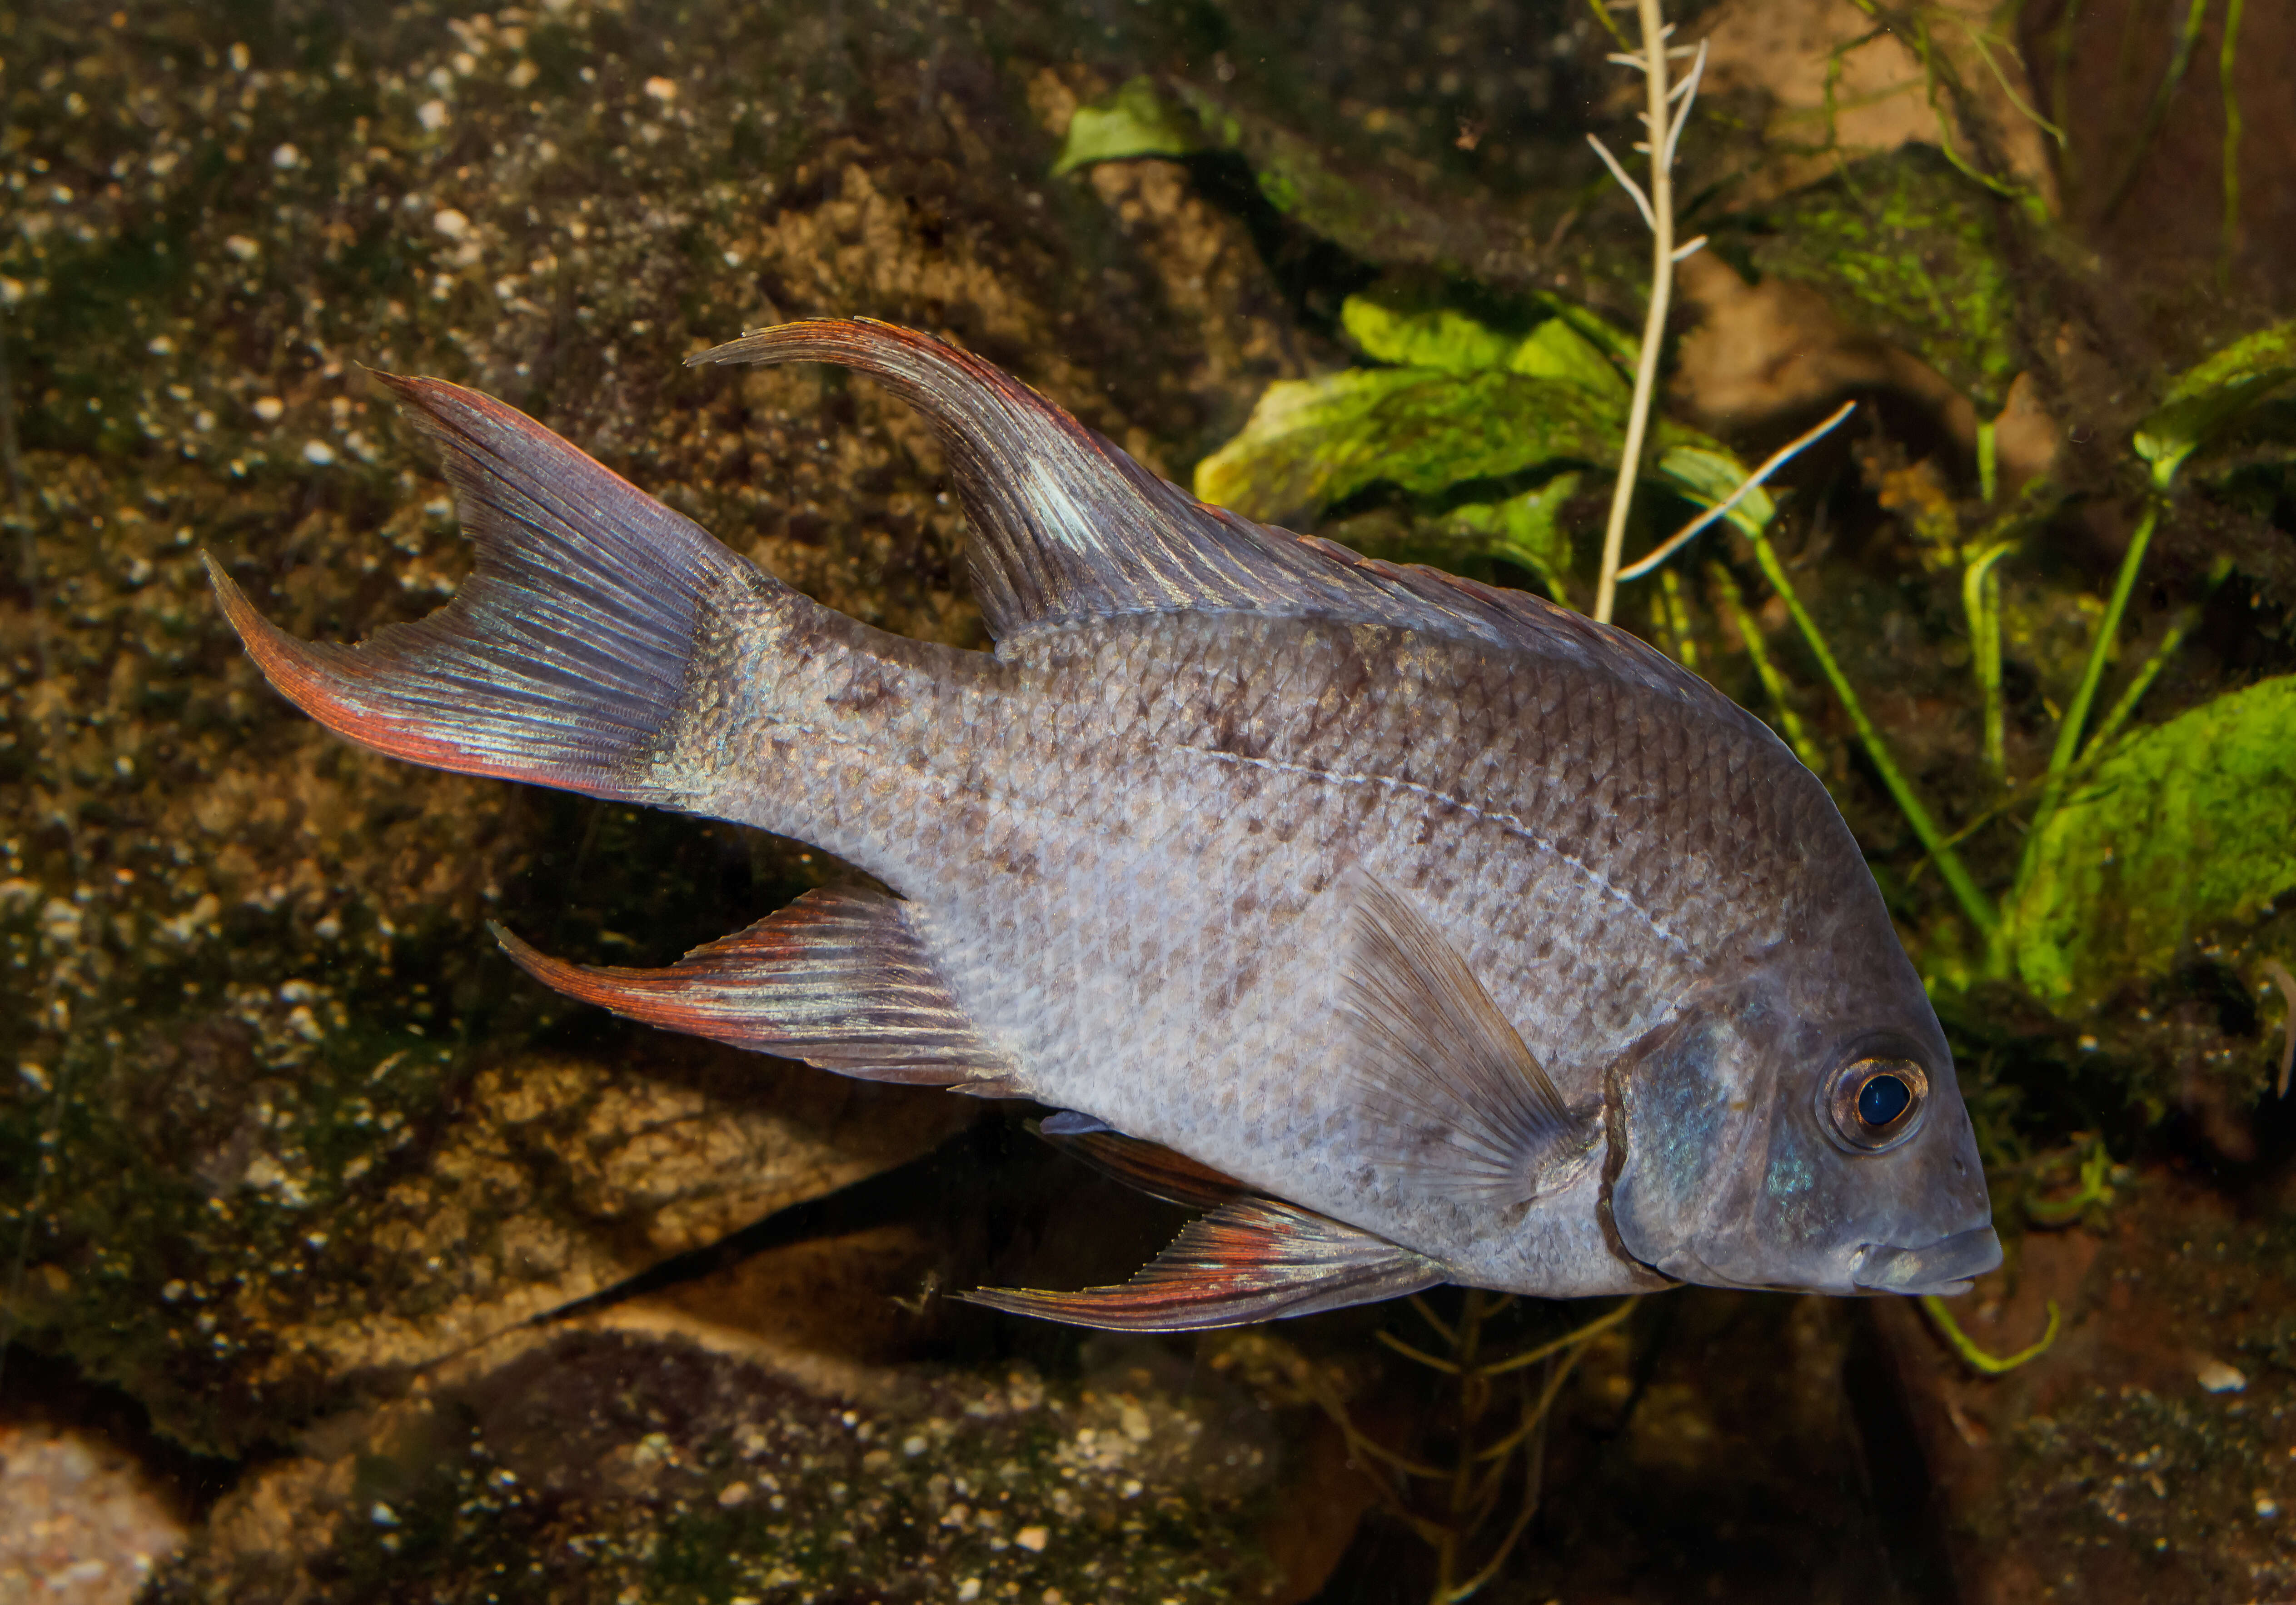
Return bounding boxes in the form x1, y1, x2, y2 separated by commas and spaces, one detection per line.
0, 1421, 185, 1605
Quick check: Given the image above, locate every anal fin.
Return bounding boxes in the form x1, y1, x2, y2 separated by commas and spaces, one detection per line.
1034, 1112, 1249, 1210
961, 1199, 1446, 1332
494, 887, 1016, 1089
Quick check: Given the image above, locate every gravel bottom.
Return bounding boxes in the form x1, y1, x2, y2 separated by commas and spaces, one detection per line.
0, 1420, 188, 1605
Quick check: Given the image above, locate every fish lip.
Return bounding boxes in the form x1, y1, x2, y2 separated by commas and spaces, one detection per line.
1851, 1225, 2004, 1296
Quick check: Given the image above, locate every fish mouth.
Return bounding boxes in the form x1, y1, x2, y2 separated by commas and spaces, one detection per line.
1851, 1225, 2004, 1296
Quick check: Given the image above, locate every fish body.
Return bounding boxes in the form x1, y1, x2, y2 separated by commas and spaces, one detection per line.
211, 319, 2000, 1328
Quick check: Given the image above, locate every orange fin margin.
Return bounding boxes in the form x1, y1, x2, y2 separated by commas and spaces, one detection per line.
961, 1198, 1444, 1331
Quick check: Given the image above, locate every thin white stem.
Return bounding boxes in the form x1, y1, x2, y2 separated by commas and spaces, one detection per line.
1671, 233, 1708, 262
1659, 40, 1708, 172
1614, 401, 1858, 583
1593, 0, 1678, 626
1584, 134, 1656, 230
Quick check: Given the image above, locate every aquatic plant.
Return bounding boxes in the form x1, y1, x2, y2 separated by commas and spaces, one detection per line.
1056, 18, 2296, 1049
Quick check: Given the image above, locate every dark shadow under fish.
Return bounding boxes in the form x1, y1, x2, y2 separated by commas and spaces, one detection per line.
208, 319, 2000, 1330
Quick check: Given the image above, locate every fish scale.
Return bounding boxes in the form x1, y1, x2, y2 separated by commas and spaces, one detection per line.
209, 318, 2001, 1329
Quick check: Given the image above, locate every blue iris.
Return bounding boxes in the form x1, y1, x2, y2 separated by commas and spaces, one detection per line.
1857, 1072, 1912, 1129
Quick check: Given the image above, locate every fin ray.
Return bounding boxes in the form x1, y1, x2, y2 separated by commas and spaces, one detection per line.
685, 320, 1751, 734
494, 887, 1015, 1087
1341, 874, 1585, 1202
1034, 1115, 1250, 1210
209, 374, 765, 800
961, 1198, 1444, 1331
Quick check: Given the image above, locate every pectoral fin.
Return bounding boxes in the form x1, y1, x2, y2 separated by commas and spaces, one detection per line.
962, 1199, 1445, 1331
1341, 874, 1587, 1202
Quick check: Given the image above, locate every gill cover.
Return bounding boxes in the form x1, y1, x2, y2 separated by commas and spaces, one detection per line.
1607, 995, 1999, 1296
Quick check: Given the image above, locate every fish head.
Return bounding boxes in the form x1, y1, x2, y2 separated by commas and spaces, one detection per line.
1604, 940, 1998, 1299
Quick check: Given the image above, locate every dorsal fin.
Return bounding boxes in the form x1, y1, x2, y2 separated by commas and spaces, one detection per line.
683, 320, 1753, 724
690, 319, 1380, 639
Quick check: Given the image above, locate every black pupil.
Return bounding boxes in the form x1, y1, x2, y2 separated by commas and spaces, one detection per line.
1858, 1073, 1913, 1128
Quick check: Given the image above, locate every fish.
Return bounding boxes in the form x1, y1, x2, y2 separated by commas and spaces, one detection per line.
207, 318, 2002, 1331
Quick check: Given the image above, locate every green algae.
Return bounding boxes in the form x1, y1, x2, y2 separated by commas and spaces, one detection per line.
1051, 76, 1211, 174
2006, 673, 2296, 1006
1731, 146, 2023, 414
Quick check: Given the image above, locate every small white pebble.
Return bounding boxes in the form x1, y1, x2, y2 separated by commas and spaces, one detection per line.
2258, 1495, 2280, 1519
717, 1481, 751, 1507
643, 75, 677, 102
370, 1502, 398, 1526
955, 1582, 981, 1603
2196, 1357, 2247, 1394
224, 234, 260, 262
302, 440, 335, 466
253, 396, 284, 422
147, 335, 176, 356
1015, 1525, 1049, 1552
418, 98, 451, 131
271, 143, 300, 169
902, 1435, 927, 1457
432, 207, 470, 240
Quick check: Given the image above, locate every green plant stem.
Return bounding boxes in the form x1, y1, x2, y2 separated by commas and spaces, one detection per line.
2099, 0, 2212, 224
2025, 500, 2159, 842
2221, 0, 2246, 269
1746, 532, 2000, 937
1657, 567, 1698, 671
1594, 0, 1677, 627
1922, 1295, 2061, 1375
1976, 418, 1998, 503
2082, 606, 2193, 759
1708, 562, 1827, 776
1962, 540, 2016, 773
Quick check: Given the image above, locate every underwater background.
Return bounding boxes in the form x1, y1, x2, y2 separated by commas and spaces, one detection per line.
3, 0, 2294, 1599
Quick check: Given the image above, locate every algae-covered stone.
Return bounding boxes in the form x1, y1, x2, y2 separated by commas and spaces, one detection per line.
2007, 673, 2296, 1012
149, 1332, 1301, 1603
1730, 145, 2024, 414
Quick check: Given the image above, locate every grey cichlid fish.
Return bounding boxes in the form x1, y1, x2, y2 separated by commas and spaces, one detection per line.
209, 319, 2001, 1330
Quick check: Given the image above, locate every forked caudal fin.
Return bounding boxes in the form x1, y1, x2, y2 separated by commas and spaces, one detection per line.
207, 373, 769, 802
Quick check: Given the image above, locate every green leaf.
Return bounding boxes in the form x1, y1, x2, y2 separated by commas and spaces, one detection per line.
1051, 77, 1208, 175
1052, 79, 1498, 276
1735, 147, 2021, 414
2132, 319, 2296, 489
1654, 444, 1776, 538
1508, 319, 1629, 398
2005, 673, 2296, 1003
1439, 474, 1584, 601
1341, 297, 1520, 374
1193, 368, 1628, 523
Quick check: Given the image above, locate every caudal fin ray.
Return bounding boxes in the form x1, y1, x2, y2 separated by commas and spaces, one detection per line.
209, 373, 767, 800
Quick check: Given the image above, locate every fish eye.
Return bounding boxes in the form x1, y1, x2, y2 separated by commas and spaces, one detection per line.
1823, 1056, 1929, 1152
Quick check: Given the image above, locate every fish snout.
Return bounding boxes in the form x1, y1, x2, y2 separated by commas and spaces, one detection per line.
1850, 1224, 2004, 1296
